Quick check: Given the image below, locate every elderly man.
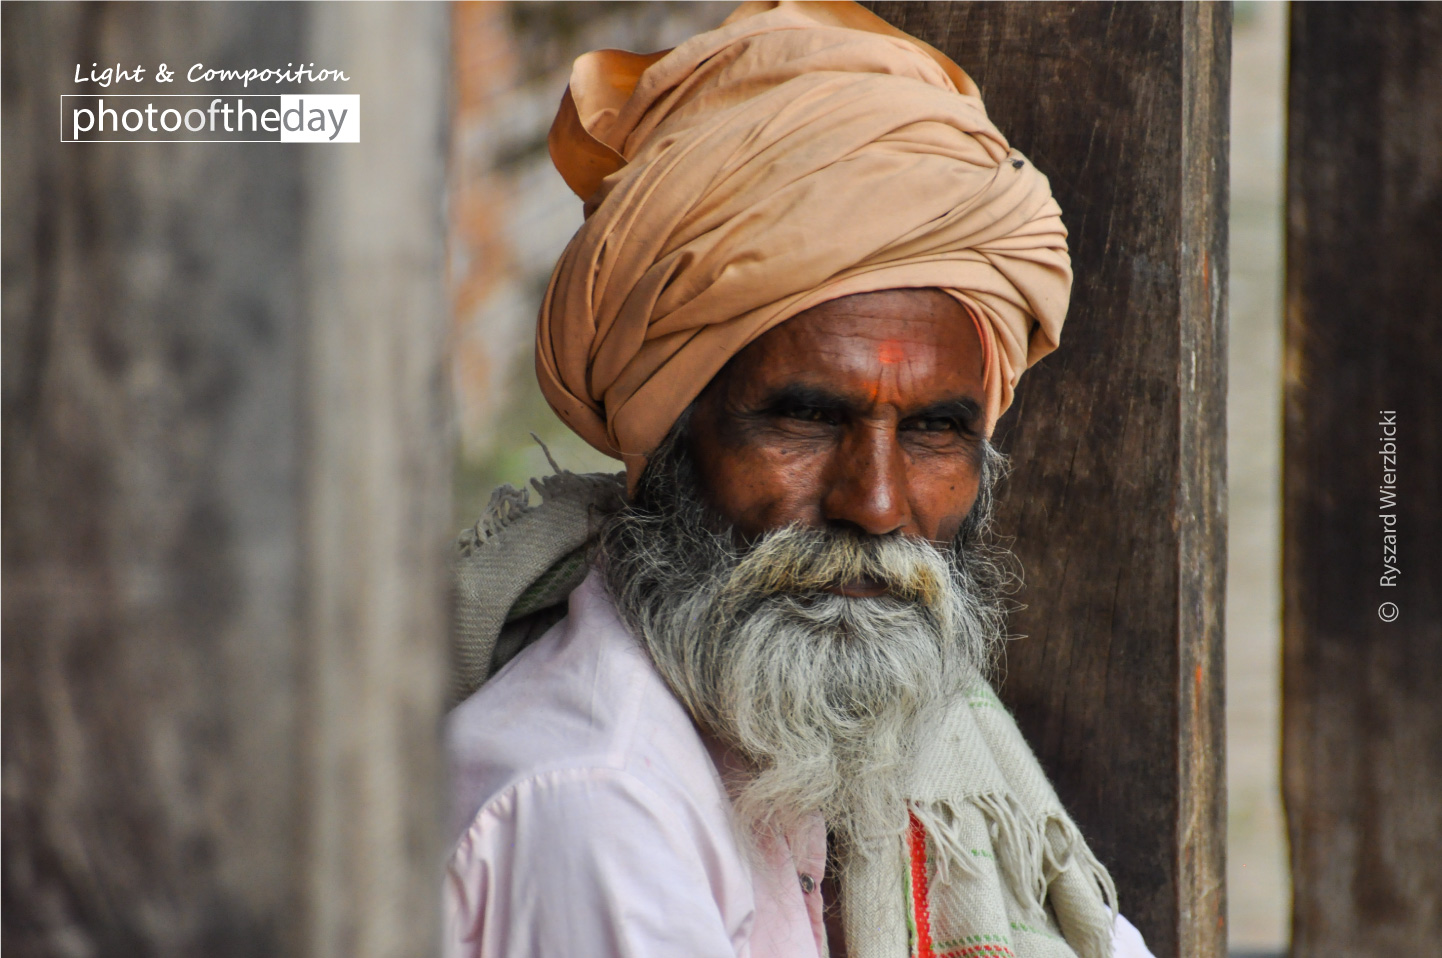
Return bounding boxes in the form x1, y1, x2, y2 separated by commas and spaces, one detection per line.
447, 4, 1155, 957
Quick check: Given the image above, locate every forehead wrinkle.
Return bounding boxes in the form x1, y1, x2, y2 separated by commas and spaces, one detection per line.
810, 327, 939, 370
817, 305, 985, 384
831, 334, 939, 410
772, 349, 912, 413
756, 341, 956, 415
753, 371, 980, 422
731, 303, 984, 414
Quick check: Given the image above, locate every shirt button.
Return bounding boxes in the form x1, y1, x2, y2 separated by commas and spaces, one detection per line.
799, 873, 816, 894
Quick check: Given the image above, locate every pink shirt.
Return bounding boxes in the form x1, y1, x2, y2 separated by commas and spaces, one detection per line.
446, 571, 1153, 958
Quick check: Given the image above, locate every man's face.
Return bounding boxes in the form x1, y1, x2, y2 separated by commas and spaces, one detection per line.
601, 291, 1007, 845
688, 288, 989, 585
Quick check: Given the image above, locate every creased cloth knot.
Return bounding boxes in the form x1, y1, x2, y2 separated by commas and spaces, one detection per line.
537, 0, 1072, 488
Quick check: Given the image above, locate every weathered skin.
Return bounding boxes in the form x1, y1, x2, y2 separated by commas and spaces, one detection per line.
688, 288, 988, 596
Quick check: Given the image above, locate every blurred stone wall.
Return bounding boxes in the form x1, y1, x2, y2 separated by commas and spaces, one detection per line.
3, 5, 451, 954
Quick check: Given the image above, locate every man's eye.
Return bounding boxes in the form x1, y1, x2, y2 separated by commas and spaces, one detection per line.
908, 418, 958, 432
783, 407, 836, 424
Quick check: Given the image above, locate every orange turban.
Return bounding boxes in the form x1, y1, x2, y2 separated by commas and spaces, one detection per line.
537, 0, 1071, 487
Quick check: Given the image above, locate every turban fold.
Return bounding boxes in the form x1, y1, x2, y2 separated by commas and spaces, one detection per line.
537, 0, 1072, 487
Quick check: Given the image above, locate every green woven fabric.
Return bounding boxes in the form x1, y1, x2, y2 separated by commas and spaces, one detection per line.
506, 546, 590, 623
450, 471, 624, 704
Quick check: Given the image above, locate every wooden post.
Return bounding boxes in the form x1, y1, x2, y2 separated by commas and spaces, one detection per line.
1, 5, 450, 956
1284, 5, 1442, 955
864, 5, 1230, 956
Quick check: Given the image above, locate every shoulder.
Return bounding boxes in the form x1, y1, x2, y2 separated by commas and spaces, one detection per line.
446, 571, 733, 841
449, 764, 701, 887
450, 764, 729, 899
444, 574, 756, 956
446, 764, 753, 958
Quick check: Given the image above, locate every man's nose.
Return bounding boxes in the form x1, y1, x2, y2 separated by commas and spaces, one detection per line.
821, 425, 910, 536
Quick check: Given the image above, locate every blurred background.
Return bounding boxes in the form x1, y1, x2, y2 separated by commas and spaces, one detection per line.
448, 1, 731, 517
1226, 4, 1288, 953
447, 3, 1290, 953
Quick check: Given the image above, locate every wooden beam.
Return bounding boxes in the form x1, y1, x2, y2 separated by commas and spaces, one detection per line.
864, 5, 1230, 955
1, 5, 451, 956
1284, 5, 1442, 955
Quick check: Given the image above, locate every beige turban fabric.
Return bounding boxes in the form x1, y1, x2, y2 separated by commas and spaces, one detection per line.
537, 0, 1072, 487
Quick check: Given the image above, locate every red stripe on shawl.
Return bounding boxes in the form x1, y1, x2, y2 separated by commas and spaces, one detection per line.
909, 810, 934, 958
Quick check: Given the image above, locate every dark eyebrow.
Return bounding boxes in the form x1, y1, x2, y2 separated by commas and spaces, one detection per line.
754, 385, 984, 428
907, 397, 984, 425
754, 383, 861, 417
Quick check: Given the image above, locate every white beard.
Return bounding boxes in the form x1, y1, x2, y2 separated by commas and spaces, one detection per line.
601, 467, 1013, 854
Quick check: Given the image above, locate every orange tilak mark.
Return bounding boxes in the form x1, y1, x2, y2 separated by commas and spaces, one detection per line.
867, 341, 907, 403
